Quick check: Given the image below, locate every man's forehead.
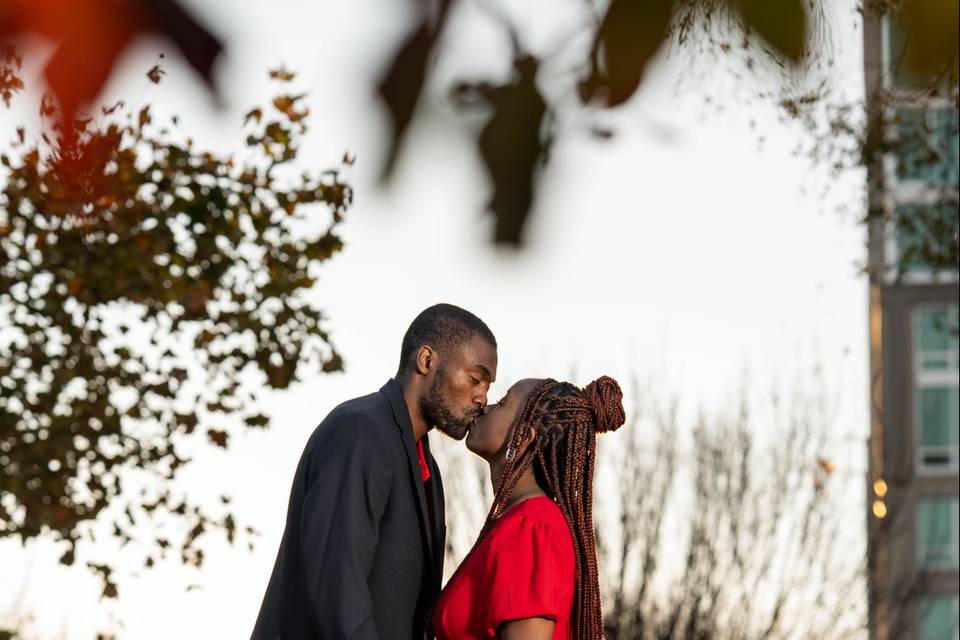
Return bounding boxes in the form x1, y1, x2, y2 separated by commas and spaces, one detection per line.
453, 336, 497, 379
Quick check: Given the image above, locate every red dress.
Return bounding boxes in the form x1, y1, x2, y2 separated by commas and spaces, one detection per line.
432, 496, 575, 639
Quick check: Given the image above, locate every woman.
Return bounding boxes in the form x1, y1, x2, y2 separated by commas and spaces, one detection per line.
432, 376, 626, 640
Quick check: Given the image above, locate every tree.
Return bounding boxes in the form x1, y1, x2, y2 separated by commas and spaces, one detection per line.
594, 382, 867, 639
1, 0, 955, 246
0, 66, 352, 597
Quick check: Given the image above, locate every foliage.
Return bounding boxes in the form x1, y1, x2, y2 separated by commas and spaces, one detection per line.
0, 0, 222, 120
0, 67, 351, 596
2, 1, 955, 246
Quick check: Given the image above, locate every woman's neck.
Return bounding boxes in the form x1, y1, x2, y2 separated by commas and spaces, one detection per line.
489, 457, 546, 509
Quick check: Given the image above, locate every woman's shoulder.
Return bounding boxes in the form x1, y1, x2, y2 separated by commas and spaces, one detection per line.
482, 496, 575, 590
492, 496, 572, 542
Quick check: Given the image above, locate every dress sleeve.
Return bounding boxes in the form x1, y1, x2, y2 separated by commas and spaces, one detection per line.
483, 512, 575, 637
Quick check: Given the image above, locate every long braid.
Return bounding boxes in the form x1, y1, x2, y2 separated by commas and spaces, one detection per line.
449, 377, 625, 639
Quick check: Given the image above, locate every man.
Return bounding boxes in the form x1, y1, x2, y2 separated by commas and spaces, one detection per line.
252, 303, 498, 639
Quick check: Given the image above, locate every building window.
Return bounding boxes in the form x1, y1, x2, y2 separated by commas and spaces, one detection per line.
884, 12, 954, 94
885, 12, 927, 90
914, 306, 960, 472
895, 203, 960, 274
919, 595, 959, 640
917, 498, 960, 568
894, 108, 960, 185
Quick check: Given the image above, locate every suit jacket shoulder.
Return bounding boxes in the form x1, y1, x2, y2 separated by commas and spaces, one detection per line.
302, 391, 401, 479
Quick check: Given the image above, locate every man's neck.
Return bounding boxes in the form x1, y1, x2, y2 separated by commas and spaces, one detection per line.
395, 375, 430, 441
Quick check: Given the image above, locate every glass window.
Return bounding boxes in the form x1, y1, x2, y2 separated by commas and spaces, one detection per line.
895, 203, 960, 274
886, 11, 955, 92
918, 307, 960, 367
919, 595, 959, 640
917, 498, 960, 568
895, 108, 960, 185
914, 306, 960, 472
887, 12, 929, 90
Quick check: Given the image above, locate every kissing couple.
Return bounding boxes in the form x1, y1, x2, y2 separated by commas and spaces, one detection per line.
252, 303, 626, 640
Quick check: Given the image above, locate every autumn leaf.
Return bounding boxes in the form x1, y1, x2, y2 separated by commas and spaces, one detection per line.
272, 93, 307, 119
269, 66, 296, 81
816, 457, 835, 474
322, 351, 344, 373
243, 107, 262, 125
207, 429, 229, 448
146, 64, 165, 84
243, 414, 270, 428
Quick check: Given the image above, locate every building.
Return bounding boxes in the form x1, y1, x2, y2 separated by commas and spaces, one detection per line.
863, 5, 960, 640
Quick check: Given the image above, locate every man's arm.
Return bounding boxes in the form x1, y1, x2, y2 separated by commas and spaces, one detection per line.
299, 416, 391, 639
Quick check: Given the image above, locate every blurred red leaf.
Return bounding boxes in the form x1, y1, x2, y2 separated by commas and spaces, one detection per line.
0, 0, 222, 120
207, 429, 229, 448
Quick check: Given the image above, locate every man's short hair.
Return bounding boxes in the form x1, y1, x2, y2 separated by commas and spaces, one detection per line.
397, 304, 496, 375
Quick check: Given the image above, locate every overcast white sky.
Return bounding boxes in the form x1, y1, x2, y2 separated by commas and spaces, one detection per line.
0, 0, 869, 637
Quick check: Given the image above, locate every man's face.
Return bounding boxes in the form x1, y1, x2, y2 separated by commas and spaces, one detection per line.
420, 335, 497, 440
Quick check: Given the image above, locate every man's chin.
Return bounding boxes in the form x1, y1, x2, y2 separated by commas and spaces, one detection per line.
436, 422, 470, 441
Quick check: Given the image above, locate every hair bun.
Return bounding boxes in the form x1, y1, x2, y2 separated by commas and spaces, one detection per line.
583, 376, 625, 434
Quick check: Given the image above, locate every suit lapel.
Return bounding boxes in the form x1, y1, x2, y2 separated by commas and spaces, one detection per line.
380, 380, 435, 564
420, 435, 446, 584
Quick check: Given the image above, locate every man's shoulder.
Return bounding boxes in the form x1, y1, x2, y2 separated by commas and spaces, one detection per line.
310, 389, 396, 446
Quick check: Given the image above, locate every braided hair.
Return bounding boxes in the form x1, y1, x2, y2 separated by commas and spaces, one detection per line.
457, 375, 626, 639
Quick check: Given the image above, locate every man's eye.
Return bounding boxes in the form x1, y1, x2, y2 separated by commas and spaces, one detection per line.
471, 376, 480, 385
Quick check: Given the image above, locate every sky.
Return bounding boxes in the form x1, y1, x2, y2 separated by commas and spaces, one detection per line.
0, 0, 869, 637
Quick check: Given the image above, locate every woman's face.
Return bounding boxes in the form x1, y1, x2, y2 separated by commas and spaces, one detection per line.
466, 378, 541, 460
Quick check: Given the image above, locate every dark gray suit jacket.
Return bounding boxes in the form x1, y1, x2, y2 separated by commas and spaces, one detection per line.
251, 380, 445, 639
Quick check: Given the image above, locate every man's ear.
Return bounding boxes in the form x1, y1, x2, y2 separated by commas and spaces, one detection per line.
415, 345, 436, 376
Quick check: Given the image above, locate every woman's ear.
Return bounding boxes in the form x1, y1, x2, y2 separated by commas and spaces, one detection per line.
518, 427, 537, 455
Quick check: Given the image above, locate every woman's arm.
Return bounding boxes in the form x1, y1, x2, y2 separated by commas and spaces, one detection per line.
498, 617, 555, 640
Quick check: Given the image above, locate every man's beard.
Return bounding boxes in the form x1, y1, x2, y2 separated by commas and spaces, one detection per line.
420, 366, 473, 440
